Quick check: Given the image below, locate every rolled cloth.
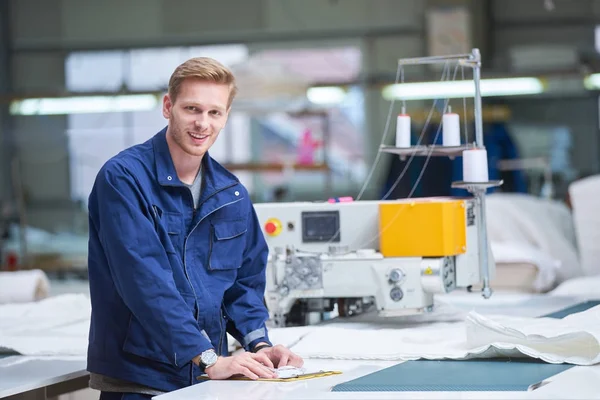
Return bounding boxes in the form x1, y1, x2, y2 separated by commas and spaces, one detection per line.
0, 270, 50, 304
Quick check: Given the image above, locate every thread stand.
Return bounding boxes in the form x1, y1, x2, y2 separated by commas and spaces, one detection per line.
389, 48, 500, 300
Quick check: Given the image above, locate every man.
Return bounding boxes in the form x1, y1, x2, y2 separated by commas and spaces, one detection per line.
86, 57, 303, 400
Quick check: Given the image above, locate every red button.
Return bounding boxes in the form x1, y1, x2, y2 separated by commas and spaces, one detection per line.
265, 222, 277, 234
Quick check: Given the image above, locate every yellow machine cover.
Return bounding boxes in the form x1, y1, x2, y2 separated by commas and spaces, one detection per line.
378, 199, 467, 257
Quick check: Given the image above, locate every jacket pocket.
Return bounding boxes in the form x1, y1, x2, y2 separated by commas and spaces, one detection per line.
122, 314, 173, 365
164, 211, 184, 255
208, 218, 247, 270
122, 293, 197, 366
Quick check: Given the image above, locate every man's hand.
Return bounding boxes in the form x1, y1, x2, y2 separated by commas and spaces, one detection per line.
256, 344, 304, 368
204, 352, 278, 380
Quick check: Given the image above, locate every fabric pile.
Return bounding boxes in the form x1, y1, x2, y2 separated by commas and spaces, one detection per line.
3, 293, 600, 367
269, 304, 600, 366
0, 294, 90, 356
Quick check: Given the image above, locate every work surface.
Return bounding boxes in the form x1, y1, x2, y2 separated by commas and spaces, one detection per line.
0, 355, 88, 399
2, 291, 599, 400
154, 293, 600, 400
153, 359, 600, 400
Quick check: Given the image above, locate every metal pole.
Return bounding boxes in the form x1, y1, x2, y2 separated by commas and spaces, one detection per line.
471, 48, 492, 299
471, 49, 484, 148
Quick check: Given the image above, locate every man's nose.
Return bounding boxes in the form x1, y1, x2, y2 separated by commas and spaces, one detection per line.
195, 115, 208, 130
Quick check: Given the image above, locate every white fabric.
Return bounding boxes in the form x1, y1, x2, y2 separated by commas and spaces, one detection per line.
466, 308, 600, 365
0, 270, 51, 304
269, 305, 600, 366
0, 294, 90, 355
569, 175, 600, 276
5, 291, 600, 367
486, 193, 581, 283
550, 275, 600, 298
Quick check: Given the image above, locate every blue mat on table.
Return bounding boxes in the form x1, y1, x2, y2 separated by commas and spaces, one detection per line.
331, 359, 573, 392
541, 300, 600, 319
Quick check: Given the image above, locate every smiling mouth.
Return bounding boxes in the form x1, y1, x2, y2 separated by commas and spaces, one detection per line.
189, 132, 208, 140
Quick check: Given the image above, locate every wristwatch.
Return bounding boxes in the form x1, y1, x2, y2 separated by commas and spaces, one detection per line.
199, 349, 218, 371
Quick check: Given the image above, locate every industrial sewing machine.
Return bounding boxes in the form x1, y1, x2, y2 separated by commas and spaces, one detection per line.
255, 197, 496, 327
256, 49, 501, 327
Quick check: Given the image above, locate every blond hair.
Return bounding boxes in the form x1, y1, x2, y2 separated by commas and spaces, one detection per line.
168, 57, 238, 108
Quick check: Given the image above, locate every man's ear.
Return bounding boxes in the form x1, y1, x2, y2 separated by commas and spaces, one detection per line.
162, 94, 172, 119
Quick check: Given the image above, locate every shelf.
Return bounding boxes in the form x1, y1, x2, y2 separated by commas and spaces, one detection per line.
380, 144, 472, 159
451, 180, 504, 191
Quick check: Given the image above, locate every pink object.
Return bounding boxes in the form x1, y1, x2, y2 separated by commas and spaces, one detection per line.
328, 196, 354, 203
297, 129, 322, 165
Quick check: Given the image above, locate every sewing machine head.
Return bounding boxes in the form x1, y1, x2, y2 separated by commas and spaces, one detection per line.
254, 198, 495, 327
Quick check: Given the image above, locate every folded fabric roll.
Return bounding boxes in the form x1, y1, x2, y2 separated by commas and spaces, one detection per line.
466, 306, 600, 365
0, 270, 50, 304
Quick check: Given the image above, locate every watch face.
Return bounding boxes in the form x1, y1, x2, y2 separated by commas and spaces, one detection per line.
201, 350, 218, 366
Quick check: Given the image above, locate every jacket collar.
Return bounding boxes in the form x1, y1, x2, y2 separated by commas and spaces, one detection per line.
152, 127, 239, 192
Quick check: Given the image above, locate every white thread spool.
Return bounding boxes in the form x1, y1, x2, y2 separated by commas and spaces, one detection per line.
442, 109, 461, 147
462, 148, 489, 182
395, 113, 411, 148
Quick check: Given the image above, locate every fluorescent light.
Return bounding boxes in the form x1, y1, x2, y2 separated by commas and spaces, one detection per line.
307, 86, 346, 105
382, 78, 544, 101
9, 94, 159, 115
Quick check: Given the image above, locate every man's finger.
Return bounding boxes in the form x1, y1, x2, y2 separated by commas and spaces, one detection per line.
277, 352, 290, 368
250, 352, 274, 369
244, 359, 277, 379
237, 365, 259, 380
289, 353, 304, 367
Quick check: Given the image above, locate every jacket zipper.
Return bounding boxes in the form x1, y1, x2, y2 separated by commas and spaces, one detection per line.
184, 188, 200, 321
218, 309, 226, 355
183, 188, 200, 385
221, 307, 243, 353
161, 180, 240, 379
182, 183, 240, 328
184, 195, 243, 311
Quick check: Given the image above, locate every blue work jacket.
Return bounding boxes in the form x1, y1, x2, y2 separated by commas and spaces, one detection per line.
86, 128, 271, 392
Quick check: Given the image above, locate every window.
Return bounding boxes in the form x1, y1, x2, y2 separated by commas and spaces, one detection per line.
65, 51, 126, 92
65, 45, 252, 203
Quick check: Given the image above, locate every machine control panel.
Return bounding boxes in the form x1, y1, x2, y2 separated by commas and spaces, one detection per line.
301, 211, 340, 243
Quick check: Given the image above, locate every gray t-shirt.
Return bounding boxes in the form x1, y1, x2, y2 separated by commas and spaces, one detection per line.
185, 167, 203, 209
90, 168, 203, 394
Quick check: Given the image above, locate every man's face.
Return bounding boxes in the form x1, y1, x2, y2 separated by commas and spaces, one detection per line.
163, 79, 230, 158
